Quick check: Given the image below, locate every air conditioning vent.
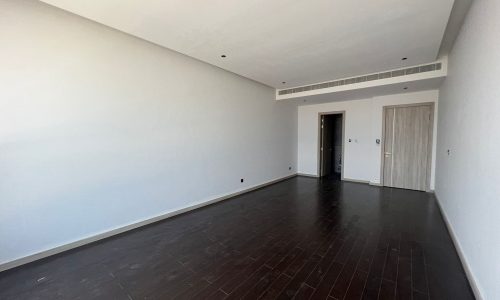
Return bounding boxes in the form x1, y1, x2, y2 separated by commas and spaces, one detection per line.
278, 63, 442, 96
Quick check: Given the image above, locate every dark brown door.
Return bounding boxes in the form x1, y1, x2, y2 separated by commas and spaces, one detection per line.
320, 115, 333, 177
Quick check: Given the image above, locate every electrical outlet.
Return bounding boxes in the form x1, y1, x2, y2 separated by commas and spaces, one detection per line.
240, 178, 244, 183
289, 166, 292, 170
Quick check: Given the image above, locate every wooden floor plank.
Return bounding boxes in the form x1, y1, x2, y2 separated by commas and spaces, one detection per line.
0, 177, 474, 300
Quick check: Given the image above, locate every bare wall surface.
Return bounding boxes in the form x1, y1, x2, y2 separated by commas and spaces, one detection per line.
297, 90, 438, 187
436, 0, 500, 298
0, 0, 297, 265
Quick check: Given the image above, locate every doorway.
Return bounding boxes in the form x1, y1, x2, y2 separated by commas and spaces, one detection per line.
381, 103, 434, 191
318, 112, 345, 179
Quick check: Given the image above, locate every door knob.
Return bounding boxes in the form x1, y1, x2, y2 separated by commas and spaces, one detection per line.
385, 152, 392, 156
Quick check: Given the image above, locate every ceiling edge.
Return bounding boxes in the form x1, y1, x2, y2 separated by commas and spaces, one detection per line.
438, 0, 474, 57
38, 1, 276, 89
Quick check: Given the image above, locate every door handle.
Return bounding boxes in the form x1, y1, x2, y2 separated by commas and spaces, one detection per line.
384, 152, 392, 156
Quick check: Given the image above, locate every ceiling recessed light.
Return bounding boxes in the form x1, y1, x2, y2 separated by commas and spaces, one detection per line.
402, 57, 408, 61
221, 54, 226, 58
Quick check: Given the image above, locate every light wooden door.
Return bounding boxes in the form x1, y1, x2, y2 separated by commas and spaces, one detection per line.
383, 104, 433, 191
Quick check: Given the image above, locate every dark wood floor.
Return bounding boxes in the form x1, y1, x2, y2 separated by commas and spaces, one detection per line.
0, 176, 474, 300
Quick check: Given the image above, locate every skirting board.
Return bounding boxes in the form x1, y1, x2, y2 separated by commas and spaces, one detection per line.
297, 175, 379, 186
343, 178, 370, 184
297, 173, 319, 178
434, 193, 483, 300
0, 174, 297, 273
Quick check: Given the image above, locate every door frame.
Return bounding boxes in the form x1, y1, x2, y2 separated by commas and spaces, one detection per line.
380, 102, 435, 191
317, 111, 346, 179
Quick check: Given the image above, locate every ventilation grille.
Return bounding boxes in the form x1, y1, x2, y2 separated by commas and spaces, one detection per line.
278, 63, 442, 96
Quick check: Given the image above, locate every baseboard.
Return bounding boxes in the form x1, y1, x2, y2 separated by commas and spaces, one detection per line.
0, 174, 297, 273
342, 178, 370, 184
297, 175, 381, 187
434, 193, 483, 300
297, 173, 319, 178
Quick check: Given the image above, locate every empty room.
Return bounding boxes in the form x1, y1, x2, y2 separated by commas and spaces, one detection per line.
1, 0, 499, 299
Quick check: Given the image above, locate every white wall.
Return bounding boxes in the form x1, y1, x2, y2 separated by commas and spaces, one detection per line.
0, 0, 297, 266
298, 90, 438, 187
436, 0, 500, 298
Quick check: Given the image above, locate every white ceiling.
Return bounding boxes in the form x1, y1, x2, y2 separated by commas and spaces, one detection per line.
41, 0, 455, 88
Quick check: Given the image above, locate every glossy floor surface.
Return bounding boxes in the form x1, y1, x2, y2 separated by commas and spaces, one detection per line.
0, 177, 474, 300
